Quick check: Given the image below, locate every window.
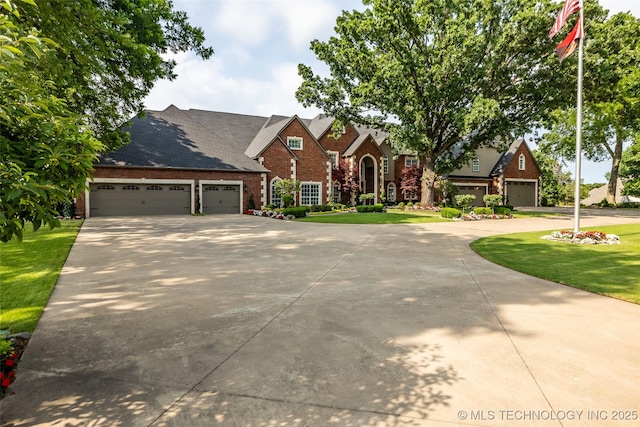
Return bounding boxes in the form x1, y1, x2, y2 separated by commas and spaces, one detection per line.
332, 181, 341, 203
122, 185, 140, 190
287, 136, 303, 150
387, 183, 396, 202
223, 186, 237, 191
383, 155, 389, 174
472, 157, 480, 172
405, 157, 418, 167
270, 178, 282, 207
96, 184, 115, 190
328, 151, 339, 169
300, 183, 321, 205
519, 154, 525, 170
169, 186, 185, 191
204, 186, 219, 191
146, 185, 163, 191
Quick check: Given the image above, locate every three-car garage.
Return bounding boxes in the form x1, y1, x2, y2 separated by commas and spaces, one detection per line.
86, 179, 243, 217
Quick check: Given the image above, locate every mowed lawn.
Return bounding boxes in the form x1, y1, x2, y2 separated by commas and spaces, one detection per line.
470, 223, 640, 304
296, 210, 448, 224
0, 220, 83, 333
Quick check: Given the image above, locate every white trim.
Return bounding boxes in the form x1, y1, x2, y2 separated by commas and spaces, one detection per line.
86, 178, 195, 218
260, 173, 268, 206
472, 157, 480, 172
387, 182, 397, 202
518, 153, 526, 170
199, 179, 244, 214
270, 176, 283, 207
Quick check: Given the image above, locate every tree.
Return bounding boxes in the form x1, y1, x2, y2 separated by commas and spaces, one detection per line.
533, 149, 573, 206
332, 158, 360, 205
1, 1, 103, 242
620, 138, 640, 197
297, 0, 570, 205
273, 179, 301, 207
20, 0, 213, 150
538, 7, 640, 204
399, 165, 422, 202
455, 194, 476, 213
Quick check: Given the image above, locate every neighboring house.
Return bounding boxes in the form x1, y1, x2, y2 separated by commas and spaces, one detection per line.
581, 179, 640, 206
77, 106, 541, 217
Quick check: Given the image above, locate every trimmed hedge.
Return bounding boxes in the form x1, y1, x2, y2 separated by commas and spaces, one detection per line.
494, 207, 512, 215
284, 206, 310, 218
440, 207, 462, 219
310, 204, 333, 212
355, 204, 384, 213
473, 207, 492, 215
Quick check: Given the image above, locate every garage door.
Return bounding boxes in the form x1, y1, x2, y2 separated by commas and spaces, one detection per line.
89, 183, 191, 216
202, 185, 240, 214
507, 181, 536, 206
457, 186, 487, 207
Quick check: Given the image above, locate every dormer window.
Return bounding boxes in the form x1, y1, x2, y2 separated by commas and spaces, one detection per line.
472, 157, 480, 172
287, 136, 303, 150
519, 153, 525, 170
405, 157, 418, 167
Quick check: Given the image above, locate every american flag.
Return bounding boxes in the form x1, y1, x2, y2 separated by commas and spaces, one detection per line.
549, 0, 581, 39
555, 18, 583, 61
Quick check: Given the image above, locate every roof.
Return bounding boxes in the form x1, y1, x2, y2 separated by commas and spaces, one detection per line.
244, 116, 296, 159
98, 105, 270, 172
490, 138, 527, 176
581, 179, 640, 205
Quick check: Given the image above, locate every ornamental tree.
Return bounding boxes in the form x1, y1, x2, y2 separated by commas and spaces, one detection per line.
620, 138, 640, 197
297, 0, 570, 205
400, 165, 422, 202
332, 158, 360, 205
1, 1, 103, 242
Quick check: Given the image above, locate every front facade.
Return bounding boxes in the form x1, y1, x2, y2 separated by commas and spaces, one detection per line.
78, 106, 540, 217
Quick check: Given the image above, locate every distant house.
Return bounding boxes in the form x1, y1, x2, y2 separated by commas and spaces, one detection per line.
77, 106, 541, 217
581, 179, 640, 206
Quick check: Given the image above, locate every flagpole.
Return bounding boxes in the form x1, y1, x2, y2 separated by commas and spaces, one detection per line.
573, 1, 584, 233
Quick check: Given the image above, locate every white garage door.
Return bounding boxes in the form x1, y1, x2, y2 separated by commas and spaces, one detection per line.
202, 185, 241, 214
89, 183, 191, 216
507, 181, 537, 206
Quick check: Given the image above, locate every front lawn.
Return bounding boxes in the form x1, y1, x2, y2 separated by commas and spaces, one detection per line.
0, 220, 83, 333
296, 210, 448, 224
470, 224, 640, 304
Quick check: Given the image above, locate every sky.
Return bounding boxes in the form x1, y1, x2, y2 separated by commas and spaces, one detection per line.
143, 0, 640, 184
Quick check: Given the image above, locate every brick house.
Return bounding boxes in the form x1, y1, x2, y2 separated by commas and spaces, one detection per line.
77, 106, 540, 217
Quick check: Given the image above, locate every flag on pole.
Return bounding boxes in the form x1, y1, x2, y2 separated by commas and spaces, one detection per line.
549, 0, 581, 39
555, 18, 583, 61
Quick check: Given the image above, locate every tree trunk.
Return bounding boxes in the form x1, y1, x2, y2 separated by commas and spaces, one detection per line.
606, 132, 624, 204
420, 154, 436, 206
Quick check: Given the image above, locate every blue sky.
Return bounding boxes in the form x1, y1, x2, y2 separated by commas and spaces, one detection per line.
143, 0, 639, 183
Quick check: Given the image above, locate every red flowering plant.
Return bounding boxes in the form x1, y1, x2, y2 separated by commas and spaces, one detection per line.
1, 338, 19, 399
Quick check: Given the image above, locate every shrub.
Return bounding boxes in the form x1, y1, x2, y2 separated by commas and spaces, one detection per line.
356, 205, 375, 213
483, 194, 503, 208
502, 204, 514, 211
283, 206, 310, 218
397, 202, 405, 209
373, 203, 384, 212
406, 201, 413, 207
473, 207, 492, 215
310, 204, 333, 212
494, 207, 512, 215
441, 207, 462, 219
455, 194, 476, 211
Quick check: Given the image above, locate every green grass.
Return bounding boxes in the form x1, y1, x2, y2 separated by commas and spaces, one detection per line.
470, 224, 640, 304
297, 211, 448, 224
0, 220, 83, 333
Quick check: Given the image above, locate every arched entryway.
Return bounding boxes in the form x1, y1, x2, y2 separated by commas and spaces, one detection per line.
359, 155, 378, 202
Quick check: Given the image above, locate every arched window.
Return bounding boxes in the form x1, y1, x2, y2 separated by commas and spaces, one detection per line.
472, 157, 480, 172
387, 182, 396, 202
519, 154, 525, 170
332, 181, 341, 203
270, 178, 282, 207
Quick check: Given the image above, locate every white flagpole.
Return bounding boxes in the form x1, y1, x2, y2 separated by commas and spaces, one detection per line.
573, 1, 584, 233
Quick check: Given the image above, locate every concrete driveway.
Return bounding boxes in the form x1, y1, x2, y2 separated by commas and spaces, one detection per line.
2, 209, 640, 426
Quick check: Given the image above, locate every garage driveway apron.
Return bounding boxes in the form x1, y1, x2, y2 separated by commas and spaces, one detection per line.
2, 210, 640, 426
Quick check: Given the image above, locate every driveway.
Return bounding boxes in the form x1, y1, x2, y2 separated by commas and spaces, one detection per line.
2, 209, 640, 426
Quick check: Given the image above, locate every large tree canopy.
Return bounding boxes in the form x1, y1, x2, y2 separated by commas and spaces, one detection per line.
1, 1, 103, 242
620, 138, 640, 197
21, 0, 213, 149
538, 5, 640, 203
297, 0, 570, 205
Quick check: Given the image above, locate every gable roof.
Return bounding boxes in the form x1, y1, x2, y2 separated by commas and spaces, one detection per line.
305, 114, 335, 139
490, 138, 535, 176
98, 105, 268, 172
344, 132, 384, 157
244, 115, 297, 159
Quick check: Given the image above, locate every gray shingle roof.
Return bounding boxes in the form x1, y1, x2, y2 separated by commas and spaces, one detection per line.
98, 106, 269, 172
490, 138, 525, 176
244, 116, 295, 159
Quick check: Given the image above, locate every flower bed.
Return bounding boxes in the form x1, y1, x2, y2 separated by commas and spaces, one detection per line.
245, 209, 287, 220
541, 230, 621, 245
456, 211, 513, 221
1, 333, 29, 399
